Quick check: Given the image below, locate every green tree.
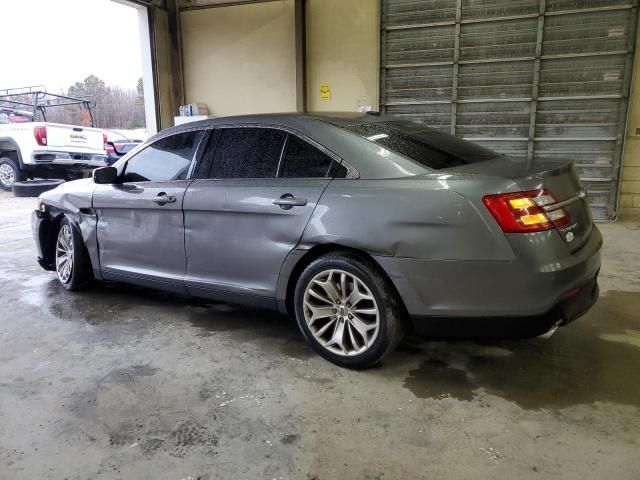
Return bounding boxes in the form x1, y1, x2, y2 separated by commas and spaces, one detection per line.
68, 74, 108, 99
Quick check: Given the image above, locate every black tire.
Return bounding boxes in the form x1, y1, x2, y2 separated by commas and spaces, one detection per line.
293, 252, 406, 369
0, 157, 26, 191
54, 217, 94, 291
12, 179, 65, 197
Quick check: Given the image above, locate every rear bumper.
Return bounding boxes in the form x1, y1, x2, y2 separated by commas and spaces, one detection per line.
374, 225, 602, 336
28, 150, 107, 168
409, 274, 599, 339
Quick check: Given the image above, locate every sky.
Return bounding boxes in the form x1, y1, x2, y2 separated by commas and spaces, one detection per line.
0, 0, 143, 93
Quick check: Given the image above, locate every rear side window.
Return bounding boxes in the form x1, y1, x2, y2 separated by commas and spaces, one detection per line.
123, 131, 202, 182
278, 135, 335, 178
209, 128, 285, 179
328, 161, 348, 179
345, 121, 500, 170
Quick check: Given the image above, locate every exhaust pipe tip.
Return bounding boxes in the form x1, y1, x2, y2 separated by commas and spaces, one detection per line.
538, 320, 563, 339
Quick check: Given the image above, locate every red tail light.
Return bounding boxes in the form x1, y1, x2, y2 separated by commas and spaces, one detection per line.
34, 126, 47, 146
483, 189, 570, 233
103, 133, 110, 153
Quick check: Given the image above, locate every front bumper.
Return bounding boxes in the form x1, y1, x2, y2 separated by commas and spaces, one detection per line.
32, 210, 56, 271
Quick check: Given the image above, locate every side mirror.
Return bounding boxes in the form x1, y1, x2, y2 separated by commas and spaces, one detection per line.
93, 166, 118, 184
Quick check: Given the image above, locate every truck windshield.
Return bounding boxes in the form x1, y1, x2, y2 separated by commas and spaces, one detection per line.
345, 121, 501, 170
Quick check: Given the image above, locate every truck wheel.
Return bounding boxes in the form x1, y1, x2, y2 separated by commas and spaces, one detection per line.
0, 157, 25, 191
12, 179, 65, 197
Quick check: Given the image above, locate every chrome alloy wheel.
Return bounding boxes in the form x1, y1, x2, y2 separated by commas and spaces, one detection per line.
0, 163, 15, 187
303, 269, 380, 356
56, 224, 74, 284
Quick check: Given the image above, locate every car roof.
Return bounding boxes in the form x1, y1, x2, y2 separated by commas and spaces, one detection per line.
164, 112, 397, 135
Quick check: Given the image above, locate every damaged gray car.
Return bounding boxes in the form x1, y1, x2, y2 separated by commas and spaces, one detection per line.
32, 113, 601, 368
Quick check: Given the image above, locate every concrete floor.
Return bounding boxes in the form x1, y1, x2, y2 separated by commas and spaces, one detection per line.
0, 190, 639, 480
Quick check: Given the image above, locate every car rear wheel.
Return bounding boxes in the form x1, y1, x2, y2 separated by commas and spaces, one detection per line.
55, 218, 93, 290
294, 252, 405, 368
0, 157, 25, 191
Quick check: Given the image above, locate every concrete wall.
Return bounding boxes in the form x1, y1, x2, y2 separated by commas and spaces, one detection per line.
620, 29, 640, 218
305, 0, 379, 112
180, 1, 298, 117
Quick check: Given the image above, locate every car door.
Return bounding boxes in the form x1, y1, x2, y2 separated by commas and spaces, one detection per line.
183, 126, 342, 304
93, 130, 205, 292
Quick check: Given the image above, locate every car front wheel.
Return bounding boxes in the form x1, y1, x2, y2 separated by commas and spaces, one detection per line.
294, 252, 405, 369
55, 218, 93, 290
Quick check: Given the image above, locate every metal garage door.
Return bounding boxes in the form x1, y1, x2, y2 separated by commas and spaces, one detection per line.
381, 0, 639, 220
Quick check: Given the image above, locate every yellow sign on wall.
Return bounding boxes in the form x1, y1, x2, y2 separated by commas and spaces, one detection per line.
320, 83, 331, 101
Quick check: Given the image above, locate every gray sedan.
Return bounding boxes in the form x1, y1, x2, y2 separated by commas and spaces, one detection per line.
32, 113, 601, 368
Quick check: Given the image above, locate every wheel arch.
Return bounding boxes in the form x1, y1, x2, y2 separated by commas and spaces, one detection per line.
278, 243, 408, 320
38, 211, 66, 270
0, 138, 25, 168
40, 212, 93, 272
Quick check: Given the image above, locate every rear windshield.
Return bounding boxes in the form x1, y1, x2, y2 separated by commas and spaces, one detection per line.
345, 121, 501, 170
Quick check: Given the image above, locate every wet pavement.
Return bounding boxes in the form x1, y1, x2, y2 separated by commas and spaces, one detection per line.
0, 191, 639, 479
403, 290, 640, 409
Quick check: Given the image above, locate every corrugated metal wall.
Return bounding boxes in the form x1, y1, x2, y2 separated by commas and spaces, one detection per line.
381, 0, 639, 220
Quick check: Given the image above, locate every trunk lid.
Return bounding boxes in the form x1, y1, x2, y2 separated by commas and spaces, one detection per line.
448, 157, 593, 252
44, 123, 105, 153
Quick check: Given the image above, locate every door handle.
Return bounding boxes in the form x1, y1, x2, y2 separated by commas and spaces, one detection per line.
273, 193, 308, 210
153, 192, 177, 205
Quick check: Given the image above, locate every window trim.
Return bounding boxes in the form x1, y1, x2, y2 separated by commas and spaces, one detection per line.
198, 123, 359, 180
275, 134, 290, 178
186, 129, 210, 180
191, 128, 220, 180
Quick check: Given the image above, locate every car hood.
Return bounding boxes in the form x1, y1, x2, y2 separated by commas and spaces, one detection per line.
41, 178, 96, 212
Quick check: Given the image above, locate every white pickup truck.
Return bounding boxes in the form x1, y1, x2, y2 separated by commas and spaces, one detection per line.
0, 86, 108, 191
0, 122, 108, 190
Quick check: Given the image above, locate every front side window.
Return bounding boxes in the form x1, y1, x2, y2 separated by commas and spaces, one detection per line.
209, 128, 286, 179
122, 131, 203, 182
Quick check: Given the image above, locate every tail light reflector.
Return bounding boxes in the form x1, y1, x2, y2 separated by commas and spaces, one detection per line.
34, 126, 47, 146
483, 189, 569, 233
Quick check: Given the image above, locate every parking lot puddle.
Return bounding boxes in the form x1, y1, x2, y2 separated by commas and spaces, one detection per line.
600, 329, 640, 349
403, 358, 476, 401
402, 290, 640, 410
